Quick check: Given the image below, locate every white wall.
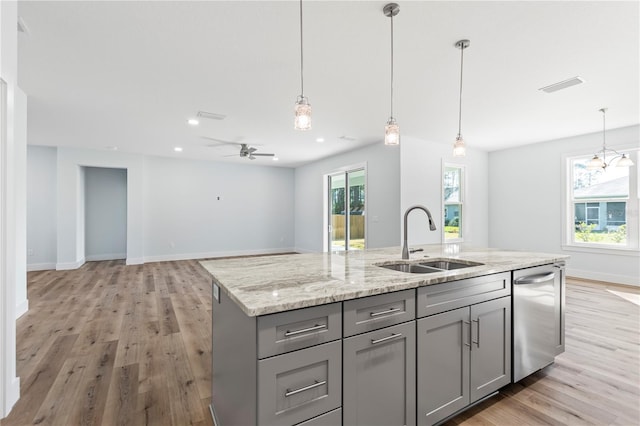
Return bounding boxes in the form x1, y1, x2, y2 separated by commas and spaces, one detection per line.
489, 125, 640, 286
0, 0, 21, 417
294, 143, 401, 252
84, 167, 127, 261
401, 135, 490, 247
26, 145, 57, 270
14, 88, 26, 317
143, 155, 294, 261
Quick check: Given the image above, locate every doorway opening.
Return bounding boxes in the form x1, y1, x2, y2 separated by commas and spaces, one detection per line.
83, 166, 127, 261
327, 168, 366, 251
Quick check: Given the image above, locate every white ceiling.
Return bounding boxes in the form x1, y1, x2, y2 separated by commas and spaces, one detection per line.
17, 1, 639, 167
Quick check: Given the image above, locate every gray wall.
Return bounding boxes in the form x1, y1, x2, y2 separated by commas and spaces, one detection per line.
143, 155, 295, 260
294, 143, 401, 252
84, 166, 127, 261
27, 145, 57, 270
489, 125, 640, 285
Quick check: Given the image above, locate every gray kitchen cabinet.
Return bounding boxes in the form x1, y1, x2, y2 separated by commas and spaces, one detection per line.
417, 296, 511, 425
343, 321, 416, 426
258, 340, 342, 426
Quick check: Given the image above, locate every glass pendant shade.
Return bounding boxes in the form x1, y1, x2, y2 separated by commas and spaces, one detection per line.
453, 135, 466, 157
616, 154, 634, 167
586, 155, 604, 170
294, 96, 312, 130
384, 118, 400, 145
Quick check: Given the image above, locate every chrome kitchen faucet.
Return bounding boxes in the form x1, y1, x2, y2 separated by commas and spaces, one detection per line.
402, 205, 437, 259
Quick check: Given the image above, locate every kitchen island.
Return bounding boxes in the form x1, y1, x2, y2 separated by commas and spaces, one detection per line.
201, 245, 569, 426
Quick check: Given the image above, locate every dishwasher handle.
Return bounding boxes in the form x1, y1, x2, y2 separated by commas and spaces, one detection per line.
514, 271, 555, 285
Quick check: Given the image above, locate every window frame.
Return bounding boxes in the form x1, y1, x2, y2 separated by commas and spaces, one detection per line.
442, 163, 465, 243
563, 147, 639, 254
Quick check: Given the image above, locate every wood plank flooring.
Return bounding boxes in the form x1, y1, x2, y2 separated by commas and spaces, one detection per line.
1, 261, 638, 425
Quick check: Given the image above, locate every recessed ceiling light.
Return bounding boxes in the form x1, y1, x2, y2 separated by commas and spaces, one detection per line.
187, 119, 199, 126
106, 146, 118, 151
272, 157, 279, 161
538, 76, 585, 93
174, 147, 183, 152
316, 137, 325, 143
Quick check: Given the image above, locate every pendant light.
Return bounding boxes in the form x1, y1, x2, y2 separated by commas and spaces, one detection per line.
453, 39, 470, 157
587, 108, 634, 170
294, 0, 311, 130
383, 3, 400, 146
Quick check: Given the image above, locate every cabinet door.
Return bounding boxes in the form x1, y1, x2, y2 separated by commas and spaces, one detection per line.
417, 307, 469, 426
469, 296, 511, 403
343, 321, 416, 426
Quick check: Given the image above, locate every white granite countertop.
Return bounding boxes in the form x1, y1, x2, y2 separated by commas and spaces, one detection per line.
199, 244, 570, 316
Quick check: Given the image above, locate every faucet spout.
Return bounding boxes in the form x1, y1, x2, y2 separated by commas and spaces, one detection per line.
402, 205, 437, 259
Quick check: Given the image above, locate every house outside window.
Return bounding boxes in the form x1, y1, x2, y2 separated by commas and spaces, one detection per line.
566, 149, 639, 250
443, 164, 464, 241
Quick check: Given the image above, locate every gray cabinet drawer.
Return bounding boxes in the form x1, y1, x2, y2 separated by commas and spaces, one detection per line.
343, 289, 415, 337
417, 272, 510, 318
295, 408, 341, 426
258, 303, 342, 359
258, 341, 342, 426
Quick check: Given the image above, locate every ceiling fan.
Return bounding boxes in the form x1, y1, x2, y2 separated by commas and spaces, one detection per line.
201, 137, 275, 160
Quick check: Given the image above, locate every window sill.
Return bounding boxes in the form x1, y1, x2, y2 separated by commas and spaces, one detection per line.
562, 244, 640, 257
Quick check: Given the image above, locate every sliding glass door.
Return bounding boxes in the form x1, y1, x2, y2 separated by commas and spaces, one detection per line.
328, 168, 365, 251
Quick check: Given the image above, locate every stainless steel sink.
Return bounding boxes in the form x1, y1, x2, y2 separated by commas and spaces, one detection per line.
377, 258, 484, 274
419, 260, 483, 270
378, 263, 441, 274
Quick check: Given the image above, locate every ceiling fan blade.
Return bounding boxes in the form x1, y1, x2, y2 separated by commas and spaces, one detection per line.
251, 153, 275, 157
222, 154, 239, 157
201, 136, 242, 146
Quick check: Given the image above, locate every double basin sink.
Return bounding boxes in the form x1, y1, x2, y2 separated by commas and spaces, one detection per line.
377, 259, 483, 274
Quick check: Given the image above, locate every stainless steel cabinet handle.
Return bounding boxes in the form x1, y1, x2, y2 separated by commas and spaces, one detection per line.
370, 307, 401, 317
285, 380, 327, 397
284, 323, 327, 337
472, 318, 480, 347
514, 272, 555, 284
371, 333, 403, 345
463, 320, 471, 347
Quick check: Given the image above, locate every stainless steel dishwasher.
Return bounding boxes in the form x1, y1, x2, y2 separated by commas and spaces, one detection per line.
512, 262, 565, 382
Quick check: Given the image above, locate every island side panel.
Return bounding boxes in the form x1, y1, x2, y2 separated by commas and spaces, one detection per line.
212, 282, 257, 426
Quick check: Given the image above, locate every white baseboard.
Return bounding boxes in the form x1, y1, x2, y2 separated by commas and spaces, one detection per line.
56, 258, 85, 271
293, 247, 319, 254
85, 253, 126, 262
26, 262, 56, 272
567, 268, 640, 287
1, 376, 20, 418
15, 299, 28, 318
143, 247, 297, 263
126, 257, 144, 265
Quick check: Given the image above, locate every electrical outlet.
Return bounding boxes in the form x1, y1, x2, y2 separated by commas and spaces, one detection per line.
27, 249, 34, 256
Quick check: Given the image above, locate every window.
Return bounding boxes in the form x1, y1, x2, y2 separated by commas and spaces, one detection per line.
327, 168, 366, 251
566, 149, 639, 250
443, 164, 464, 241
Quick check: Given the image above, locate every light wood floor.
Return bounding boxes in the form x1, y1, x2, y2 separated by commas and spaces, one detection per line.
1, 261, 638, 425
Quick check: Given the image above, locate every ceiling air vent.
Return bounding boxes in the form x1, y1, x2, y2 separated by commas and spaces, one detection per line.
538, 76, 585, 93
197, 110, 226, 121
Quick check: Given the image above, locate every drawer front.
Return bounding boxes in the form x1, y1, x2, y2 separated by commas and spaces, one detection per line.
295, 408, 342, 426
258, 303, 342, 359
417, 272, 510, 318
258, 341, 342, 426
343, 289, 415, 337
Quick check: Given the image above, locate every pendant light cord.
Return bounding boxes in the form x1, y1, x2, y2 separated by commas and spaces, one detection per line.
299, 0, 304, 97
458, 44, 464, 136
390, 13, 394, 119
